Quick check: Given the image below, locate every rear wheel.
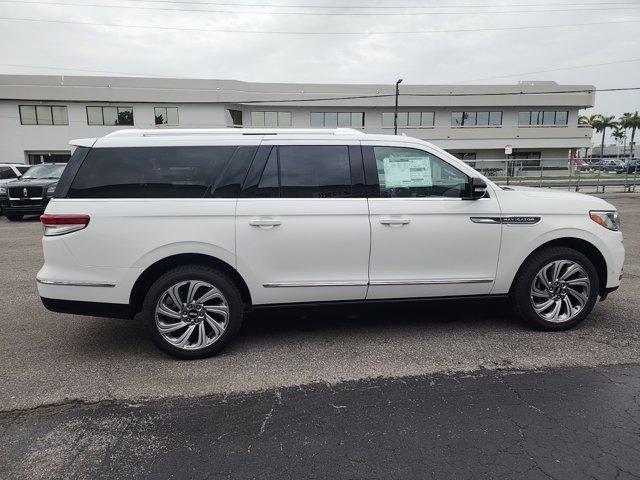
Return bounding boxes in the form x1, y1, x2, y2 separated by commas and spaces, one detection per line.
142, 265, 245, 359
511, 247, 599, 330
5, 213, 23, 221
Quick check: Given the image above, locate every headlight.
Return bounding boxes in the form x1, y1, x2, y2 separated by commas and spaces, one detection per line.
46, 183, 58, 196
590, 210, 620, 231
0, 186, 6, 195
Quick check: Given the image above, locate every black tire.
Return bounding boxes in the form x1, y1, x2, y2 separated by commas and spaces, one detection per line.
142, 264, 245, 359
5, 213, 23, 221
510, 247, 599, 331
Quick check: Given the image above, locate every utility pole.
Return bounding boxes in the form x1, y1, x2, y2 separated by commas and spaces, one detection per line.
394, 78, 403, 135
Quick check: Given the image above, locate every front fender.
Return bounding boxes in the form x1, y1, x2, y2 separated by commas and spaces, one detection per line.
492, 220, 623, 294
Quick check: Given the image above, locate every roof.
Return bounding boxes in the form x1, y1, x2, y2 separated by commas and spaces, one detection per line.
0, 75, 596, 109
79, 128, 428, 149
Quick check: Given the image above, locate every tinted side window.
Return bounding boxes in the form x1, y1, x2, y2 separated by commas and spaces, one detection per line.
278, 145, 351, 198
0, 167, 17, 180
373, 147, 468, 198
211, 146, 257, 198
254, 147, 280, 198
68, 146, 234, 198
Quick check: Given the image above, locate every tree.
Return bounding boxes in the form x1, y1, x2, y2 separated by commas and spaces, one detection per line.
611, 126, 626, 158
578, 114, 600, 127
620, 111, 640, 159
591, 115, 618, 161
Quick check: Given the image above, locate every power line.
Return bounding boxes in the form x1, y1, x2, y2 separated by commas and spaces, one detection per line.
64, 0, 640, 9
2, 60, 640, 85
0, 16, 638, 34
239, 87, 640, 103
457, 58, 640, 83
0, 63, 202, 78
2, 0, 638, 16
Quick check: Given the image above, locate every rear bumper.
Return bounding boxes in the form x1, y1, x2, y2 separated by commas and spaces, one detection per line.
40, 297, 133, 319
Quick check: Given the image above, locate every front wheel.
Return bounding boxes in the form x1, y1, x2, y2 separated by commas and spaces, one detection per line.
511, 247, 599, 330
5, 213, 23, 221
142, 265, 245, 359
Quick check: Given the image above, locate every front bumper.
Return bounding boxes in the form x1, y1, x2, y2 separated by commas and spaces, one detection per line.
0, 196, 50, 216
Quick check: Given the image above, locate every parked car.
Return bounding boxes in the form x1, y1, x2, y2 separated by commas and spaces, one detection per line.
0, 163, 66, 221
591, 159, 625, 174
625, 159, 640, 174
0, 163, 31, 215
37, 129, 624, 359
575, 161, 590, 173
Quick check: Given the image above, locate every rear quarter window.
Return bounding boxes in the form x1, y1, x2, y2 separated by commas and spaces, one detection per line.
68, 146, 235, 198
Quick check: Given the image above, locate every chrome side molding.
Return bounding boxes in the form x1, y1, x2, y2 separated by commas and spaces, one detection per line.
264, 278, 493, 287
36, 278, 116, 288
263, 280, 368, 288
369, 278, 493, 286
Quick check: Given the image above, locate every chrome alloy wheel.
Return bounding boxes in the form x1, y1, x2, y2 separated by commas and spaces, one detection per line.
155, 280, 229, 350
530, 260, 591, 323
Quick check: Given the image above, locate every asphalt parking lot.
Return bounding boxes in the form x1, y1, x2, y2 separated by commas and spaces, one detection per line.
1, 194, 639, 479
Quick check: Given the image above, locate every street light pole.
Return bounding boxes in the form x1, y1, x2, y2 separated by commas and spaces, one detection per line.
394, 78, 403, 135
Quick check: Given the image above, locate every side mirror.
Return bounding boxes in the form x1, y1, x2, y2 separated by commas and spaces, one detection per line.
464, 177, 487, 200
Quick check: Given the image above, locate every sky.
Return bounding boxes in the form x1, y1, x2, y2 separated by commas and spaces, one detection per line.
0, 0, 639, 142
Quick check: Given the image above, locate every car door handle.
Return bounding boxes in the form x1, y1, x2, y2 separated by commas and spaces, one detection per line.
249, 218, 282, 228
379, 217, 411, 226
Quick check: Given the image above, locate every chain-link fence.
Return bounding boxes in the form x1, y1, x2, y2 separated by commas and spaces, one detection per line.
467, 158, 639, 193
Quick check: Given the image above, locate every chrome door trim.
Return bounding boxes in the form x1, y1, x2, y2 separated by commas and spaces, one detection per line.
369, 278, 494, 286
264, 278, 493, 287
36, 278, 116, 288
470, 217, 501, 224
471, 216, 541, 225
263, 281, 369, 288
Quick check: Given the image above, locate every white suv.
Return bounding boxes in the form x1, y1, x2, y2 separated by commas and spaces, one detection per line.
37, 129, 625, 359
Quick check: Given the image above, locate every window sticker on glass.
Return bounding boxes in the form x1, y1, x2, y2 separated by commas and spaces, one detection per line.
382, 156, 432, 188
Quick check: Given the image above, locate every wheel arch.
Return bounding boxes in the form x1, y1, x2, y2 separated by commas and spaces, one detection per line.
508, 237, 608, 295
129, 253, 252, 316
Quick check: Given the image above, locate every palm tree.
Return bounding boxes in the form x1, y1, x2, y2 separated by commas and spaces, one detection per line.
578, 114, 600, 160
620, 111, 640, 159
591, 115, 618, 161
578, 114, 600, 126
611, 126, 626, 158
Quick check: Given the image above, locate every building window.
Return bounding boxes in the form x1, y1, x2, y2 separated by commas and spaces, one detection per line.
451, 111, 502, 127
86, 106, 134, 126
19, 105, 68, 125
27, 152, 72, 164
514, 151, 542, 166
228, 109, 243, 126
251, 111, 291, 127
154, 107, 179, 126
382, 111, 434, 128
310, 112, 364, 128
518, 111, 568, 126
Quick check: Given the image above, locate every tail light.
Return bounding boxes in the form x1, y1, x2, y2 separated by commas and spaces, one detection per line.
40, 214, 90, 236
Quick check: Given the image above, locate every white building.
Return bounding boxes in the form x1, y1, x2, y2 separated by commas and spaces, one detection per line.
0, 75, 594, 167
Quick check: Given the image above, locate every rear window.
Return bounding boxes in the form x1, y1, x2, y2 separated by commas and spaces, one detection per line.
68, 146, 235, 198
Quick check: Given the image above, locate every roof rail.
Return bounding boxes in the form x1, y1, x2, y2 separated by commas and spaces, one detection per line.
103, 128, 365, 138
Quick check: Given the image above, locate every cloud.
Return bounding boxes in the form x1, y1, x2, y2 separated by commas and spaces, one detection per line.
0, 0, 638, 142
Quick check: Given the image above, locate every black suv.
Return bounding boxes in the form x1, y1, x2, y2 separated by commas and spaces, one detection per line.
0, 163, 66, 221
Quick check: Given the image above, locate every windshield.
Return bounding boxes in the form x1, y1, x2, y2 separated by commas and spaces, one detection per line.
21, 164, 65, 180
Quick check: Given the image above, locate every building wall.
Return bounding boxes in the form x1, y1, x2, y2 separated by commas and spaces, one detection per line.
0, 75, 596, 164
